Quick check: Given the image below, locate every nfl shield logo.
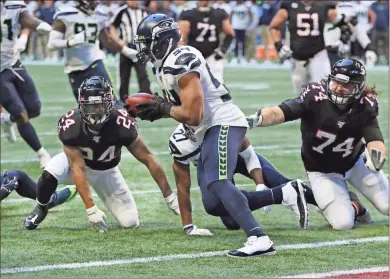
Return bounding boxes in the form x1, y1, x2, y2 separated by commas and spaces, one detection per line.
93, 136, 101, 143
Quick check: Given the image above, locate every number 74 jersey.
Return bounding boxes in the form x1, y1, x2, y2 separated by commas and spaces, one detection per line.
53, 6, 108, 73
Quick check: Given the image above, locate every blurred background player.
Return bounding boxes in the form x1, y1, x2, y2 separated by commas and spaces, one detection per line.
1, 169, 76, 207
1, 0, 52, 168
47, 0, 139, 101
110, 0, 151, 102
179, 0, 234, 83
1, 110, 16, 142
269, 1, 351, 95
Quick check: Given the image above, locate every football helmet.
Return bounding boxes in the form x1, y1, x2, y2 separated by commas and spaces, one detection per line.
326, 59, 366, 105
78, 76, 114, 131
75, 0, 98, 14
134, 14, 181, 68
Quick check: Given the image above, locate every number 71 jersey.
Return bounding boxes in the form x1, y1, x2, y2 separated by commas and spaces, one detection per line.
53, 6, 108, 73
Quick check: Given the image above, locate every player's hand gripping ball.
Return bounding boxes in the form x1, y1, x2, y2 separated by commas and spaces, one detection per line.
124, 93, 156, 117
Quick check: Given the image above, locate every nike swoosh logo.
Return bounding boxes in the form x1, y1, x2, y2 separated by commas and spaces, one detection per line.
30, 215, 38, 224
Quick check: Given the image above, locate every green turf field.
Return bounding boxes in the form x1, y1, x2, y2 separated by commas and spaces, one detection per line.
1, 65, 388, 278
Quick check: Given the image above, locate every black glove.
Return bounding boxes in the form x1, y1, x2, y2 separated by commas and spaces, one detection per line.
214, 48, 225, 60
136, 95, 173, 122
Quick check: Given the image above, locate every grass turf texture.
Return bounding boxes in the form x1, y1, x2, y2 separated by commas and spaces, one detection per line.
1, 65, 388, 278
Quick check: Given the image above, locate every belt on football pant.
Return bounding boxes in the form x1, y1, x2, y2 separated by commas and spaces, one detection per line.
221, 93, 232, 102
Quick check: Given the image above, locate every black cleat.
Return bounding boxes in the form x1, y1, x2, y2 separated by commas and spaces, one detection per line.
283, 180, 309, 229
24, 204, 48, 230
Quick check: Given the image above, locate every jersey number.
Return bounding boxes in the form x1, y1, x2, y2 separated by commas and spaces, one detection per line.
58, 110, 76, 133
0, 19, 13, 43
196, 22, 217, 42
80, 146, 116, 162
297, 13, 320, 37
116, 108, 132, 129
74, 23, 98, 44
313, 130, 354, 158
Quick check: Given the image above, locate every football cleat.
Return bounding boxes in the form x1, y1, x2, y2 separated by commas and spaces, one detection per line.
349, 191, 372, 224
1, 113, 17, 142
357, 209, 372, 224
24, 204, 49, 230
281, 179, 309, 229
227, 235, 276, 258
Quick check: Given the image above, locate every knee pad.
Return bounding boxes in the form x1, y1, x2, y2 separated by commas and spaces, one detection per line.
119, 214, 140, 229
40, 170, 59, 187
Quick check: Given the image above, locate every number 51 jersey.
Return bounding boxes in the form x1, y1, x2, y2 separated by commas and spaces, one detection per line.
154, 45, 248, 139
53, 6, 108, 73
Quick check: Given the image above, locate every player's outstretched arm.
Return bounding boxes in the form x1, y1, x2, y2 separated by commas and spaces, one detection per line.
99, 28, 138, 62
363, 117, 387, 172
64, 146, 108, 232
247, 107, 286, 129
47, 19, 85, 50
178, 19, 190, 46
19, 10, 52, 34
127, 137, 180, 215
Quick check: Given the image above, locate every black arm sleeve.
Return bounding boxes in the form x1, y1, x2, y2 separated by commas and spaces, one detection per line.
363, 117, 384, 143
221, 34, 233, 53
278, 97, 306, 122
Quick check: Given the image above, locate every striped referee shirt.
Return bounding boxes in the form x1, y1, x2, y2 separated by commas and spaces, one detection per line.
110, 5, 148, 44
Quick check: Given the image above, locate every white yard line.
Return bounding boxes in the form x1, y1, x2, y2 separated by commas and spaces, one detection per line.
1, 236, 387, 275
280, 266, 389, 278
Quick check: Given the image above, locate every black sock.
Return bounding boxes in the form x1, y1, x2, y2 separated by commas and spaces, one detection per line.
17, 122, 42, 152
209, 180, 265, 237
241, 186, 283, 211
302, 184, 318, 207
37, 170, 58, 204
10, 170, 37, 200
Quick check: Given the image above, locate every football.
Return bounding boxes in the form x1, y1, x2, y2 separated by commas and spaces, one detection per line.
125, 93, 156, 116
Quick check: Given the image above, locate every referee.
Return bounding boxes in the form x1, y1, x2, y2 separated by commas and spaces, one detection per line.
110, 1, 151, 101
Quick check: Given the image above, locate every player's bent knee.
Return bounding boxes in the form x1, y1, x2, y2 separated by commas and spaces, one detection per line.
330, 217, 355, 230
40, 170, 59, 186
13, 111, 29, 124
118, 212, 140, 229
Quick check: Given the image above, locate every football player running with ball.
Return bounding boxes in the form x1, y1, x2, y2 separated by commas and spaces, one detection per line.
24, 76, 179, 232
247, 59, 389, 230
132, 14, 309, 258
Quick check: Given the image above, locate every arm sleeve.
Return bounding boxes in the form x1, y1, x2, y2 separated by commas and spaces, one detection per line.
278, 97, 306, 122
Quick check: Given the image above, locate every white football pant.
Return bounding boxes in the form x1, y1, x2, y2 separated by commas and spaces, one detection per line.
45, 152, 139, 228
291, 49, 331, 95
307, 155, 389, 230
206, 54, 225, 84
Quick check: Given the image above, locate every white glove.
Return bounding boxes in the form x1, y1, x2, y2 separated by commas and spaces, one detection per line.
338, 42, 350, 57
365, 50, 377, 67
256, 184, 272, 214
86, 205, 108, 233
278, 45, 292, 62
165, 192, 180, 215
214, 48, 225, 60
121, 46, 138, 62
184, 224, 213, 236
246, 109, 263, 130
363, 148, 386, 172
15, 34, 28, 53
36, 22, 52, 35
67, 31, 86, 47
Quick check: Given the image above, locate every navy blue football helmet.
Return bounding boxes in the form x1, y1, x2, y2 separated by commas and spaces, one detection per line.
75, 0, 98, 14
78, 76, 114, 130
134, 14, 181, 67
326, 59, 366, 105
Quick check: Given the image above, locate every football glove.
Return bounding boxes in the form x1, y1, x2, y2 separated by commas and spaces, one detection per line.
36, 22, 52, 35
86, 205, 108, 233
246, 109, 263, 130
1, 171, 18, 193
136, 94, 173, 122
121, 46, 138, 62
164, 192, 180, 215
274, 41, 292, 63
15, 34, 28, 53
184, 224, 213, 236
365, 50, 377, 67
214, 48, 225, 60
256, 184, 271, 214
67, 31, 86, 47
363, 148, 386, 172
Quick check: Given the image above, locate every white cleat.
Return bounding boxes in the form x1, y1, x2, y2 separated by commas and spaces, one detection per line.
282, 179, 309, 229
227, 235, 276, 258
37, 148, 51, 169
1, 113, 17, 142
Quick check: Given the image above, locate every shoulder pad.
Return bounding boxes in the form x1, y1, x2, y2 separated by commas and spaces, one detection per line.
58, 109, 83, 146
360, 93, 379, 117
179, 8, 196, 20
213, 7, 228, 18
163, 46, 202, 76
94, 6, 109, 18
4, 1, 26, 9
54, 7, 79, 20
169, 124, 201, 165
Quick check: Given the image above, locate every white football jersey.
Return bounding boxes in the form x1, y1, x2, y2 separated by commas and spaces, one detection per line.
0, 1, 26, 72
53, 6, 108, 73
155, 46, 248, 140
169, 124, 201, 166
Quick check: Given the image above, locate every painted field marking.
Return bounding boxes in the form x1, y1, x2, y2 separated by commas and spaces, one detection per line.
280, 266, 389, 278
1, 236, 387, 275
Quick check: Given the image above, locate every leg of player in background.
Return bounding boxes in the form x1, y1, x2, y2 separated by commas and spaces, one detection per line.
309, 49, 331, 83
118, 53, 133, 102
91, 167, 139, 229
134, 60, 152, 94
0, 108, 17, 142
0, 65, 50, 168
291, 59, 309, 95
205, 54, 224, 84
24, 153, 74, 230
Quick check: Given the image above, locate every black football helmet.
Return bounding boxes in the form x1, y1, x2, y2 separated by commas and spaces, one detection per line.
75, 0, 98, 14
78, 76, 114, 131
134, 14, 181, 67
326, 59, 366, 105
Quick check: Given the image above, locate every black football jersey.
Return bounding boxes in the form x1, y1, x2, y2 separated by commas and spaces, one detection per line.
179, 7, 228, 58
280, 1, 335, 60
280, 82, 380, 174
58, 107, 138, 170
